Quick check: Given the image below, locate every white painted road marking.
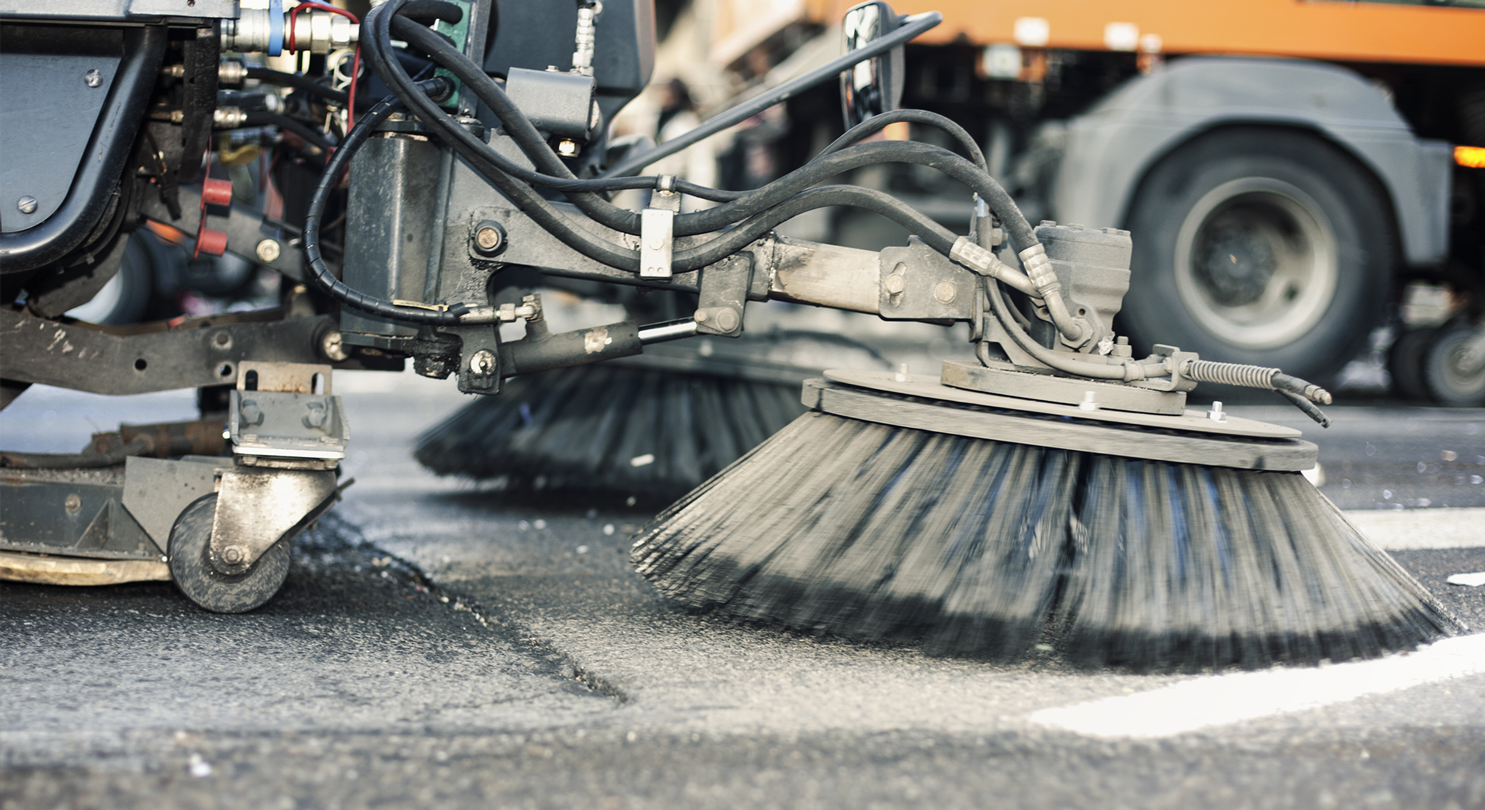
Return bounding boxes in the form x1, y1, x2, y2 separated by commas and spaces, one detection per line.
1031, 635, 1485, 739
1344, 507, 1485, 550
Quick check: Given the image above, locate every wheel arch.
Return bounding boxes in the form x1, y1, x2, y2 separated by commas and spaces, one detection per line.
1050, 56, 1452, 269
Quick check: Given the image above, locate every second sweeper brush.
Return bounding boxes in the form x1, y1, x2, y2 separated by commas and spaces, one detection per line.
415, 333, 890, 499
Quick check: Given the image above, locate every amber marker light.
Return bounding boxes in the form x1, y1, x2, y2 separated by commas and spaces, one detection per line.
1457, 146, 1485, 169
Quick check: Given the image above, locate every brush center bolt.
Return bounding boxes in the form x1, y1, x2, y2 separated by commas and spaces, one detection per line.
1208, 401, 1227, 422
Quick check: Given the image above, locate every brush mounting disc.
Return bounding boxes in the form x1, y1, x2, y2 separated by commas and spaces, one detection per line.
809, 371, 1316, 471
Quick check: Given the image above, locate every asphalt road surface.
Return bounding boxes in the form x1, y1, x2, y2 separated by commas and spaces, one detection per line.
3, 370, 1484, 810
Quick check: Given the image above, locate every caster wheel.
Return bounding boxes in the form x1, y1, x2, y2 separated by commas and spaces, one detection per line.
168, 494, 290, 613
1424, 324, 1485, 407
1387, 327, 1437, 402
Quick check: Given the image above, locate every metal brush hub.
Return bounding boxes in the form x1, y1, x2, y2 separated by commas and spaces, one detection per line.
808, 369, 1317, 471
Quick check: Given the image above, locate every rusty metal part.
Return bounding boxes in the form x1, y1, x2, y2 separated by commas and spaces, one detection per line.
208, 468, 339, 573
0, 550, 170, 586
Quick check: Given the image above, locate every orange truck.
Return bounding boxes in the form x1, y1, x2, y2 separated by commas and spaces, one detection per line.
726, 0, 1485, 402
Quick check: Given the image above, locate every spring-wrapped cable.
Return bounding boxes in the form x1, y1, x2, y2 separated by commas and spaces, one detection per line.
1182, 360, 1282, 390
1182, 360, 1331, 402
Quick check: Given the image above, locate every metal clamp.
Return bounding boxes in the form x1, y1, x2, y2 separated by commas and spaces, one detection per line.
640, 186, 680, 279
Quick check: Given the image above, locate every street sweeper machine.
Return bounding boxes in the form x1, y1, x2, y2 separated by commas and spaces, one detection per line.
0, 0, 1462, 669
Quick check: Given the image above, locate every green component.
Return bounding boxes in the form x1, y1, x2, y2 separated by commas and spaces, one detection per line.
432, 0, 473, 109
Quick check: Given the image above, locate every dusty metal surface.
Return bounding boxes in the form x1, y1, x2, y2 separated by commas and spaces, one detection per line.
805, 376, 1317, 471
941, 359, 1186, 416
0, 549, 168, 585
209, 468, 338, 572
826, 368, 1301, 438
120, 456, 230, 553
236, 361, 334, 395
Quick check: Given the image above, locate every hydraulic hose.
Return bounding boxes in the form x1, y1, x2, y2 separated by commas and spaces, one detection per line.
362, 3, 644, 269
673, 185, 959, 271
818, 109, 987, 172
366, 3, 1038, 288
245, 66, 348, 104
389, 13, 1029, 246
243, 111, 337, 151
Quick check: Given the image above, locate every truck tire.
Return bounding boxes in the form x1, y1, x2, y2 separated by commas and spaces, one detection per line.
1423, 323, 1485, 407
1388, 327, 1438, 401
1121, 128, 1392, 389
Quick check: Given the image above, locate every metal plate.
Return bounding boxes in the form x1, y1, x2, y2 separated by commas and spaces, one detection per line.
826, 368, 1301, 439
941, 359, 1186, 416
122, 456, 229, 553
804, 377, 1316, 471
0, 25, 120, 232
0, 549, 169, 586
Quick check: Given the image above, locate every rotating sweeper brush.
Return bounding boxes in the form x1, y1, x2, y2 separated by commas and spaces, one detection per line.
415, 331, 891, 500
632, 220, 1461, 671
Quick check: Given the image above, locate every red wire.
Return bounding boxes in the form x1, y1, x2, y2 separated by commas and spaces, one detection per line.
285, 2, 361, 130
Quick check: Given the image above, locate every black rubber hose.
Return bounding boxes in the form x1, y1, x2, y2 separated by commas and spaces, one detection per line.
302, 91, 471, 324
389, 16, 636, 223
372, 1, 1037, 264
392, 11, 1026, 246
379, 7, 735, 203
384, 19, 736, 200
819, 109, 988, 171
672, 185, 959, 271
245, 67, 348, 104
398, 0, 463, 25
243, 111, 337, 151
363, 2, 643, 269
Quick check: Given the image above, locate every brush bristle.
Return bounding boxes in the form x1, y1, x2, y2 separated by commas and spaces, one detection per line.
631, 412, 1460, 671
415, 364, 805, 497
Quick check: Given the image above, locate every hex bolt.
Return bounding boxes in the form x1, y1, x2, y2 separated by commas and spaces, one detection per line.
715, 308, 740, 333
255, 238, 281, 263
17, 196, 37, 215
65, 494, 82, 513
1079, 391, 1100, 411
471, 220, 506, 257
884, 274, 907, 296
556, 139, 580, 157
894, 363, 910, 382
694, 310, 709, 324
320, 330, 350, 362
469, 349, 496, 375
222, 545, 245, 564
1208, 401, 1227, 423
934, 282, 957, 304
85, 69, 102, 88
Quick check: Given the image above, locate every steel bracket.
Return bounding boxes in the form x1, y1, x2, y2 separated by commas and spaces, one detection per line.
694, 253, 754, 336
209, 467, 339, 573
639, 188, 680, 279
878, 237, 977, 321
228, 362, 348, 466
445, 324, 502, 395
